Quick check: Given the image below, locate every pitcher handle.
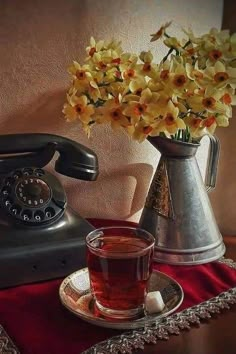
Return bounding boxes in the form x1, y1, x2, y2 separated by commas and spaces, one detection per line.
203, 135, 220, 192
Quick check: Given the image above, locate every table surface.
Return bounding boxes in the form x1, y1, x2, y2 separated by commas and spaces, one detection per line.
134, 236, 236, 354
1, 234, 235, 354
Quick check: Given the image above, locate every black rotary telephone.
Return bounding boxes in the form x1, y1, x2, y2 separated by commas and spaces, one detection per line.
0, 133, 99, 289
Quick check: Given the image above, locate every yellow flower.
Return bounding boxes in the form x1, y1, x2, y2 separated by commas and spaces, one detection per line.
182, 27, 199, 43
122, 101, 148, 125
122, 88, 159, 125
157, 101, 185, 135
202, 61, 236, 89
146, 92, 171, 117
216, 114, 230, 127
96, 98, 130, 131
63, 95, 95, 123
137, 51, 158, 79
109, 81, 127, 98
160, 62, 191, 98
150, 22, 172, 42
89, 48, 122, 71
172, 73, 187, 88
62, 104, 78, 122
186, 62, 204, 85
132, 121, 155, 142
208, 49, 223, 62
67, 61, 92, 79
129, 77, 147, 95
67, 61, 93, 94
202, 115, 217, 135
86, 37, 105, 58
121, 66, 139, 81
139, 88, 160, 119
182, 43, 197, 59
181, 28, 234, 68
140, 88, 160, 103
81, 122, 93, 138
184, 115, 204, 138
219, 88, 236, 106
119, 54, 139, 80
184, 114, 217, 138
186, 87, 232, 118
120, 53, 139, 65
103, 67, 119, 83
139, 51, 153, 63
63, 23, 236, 142
164, 37, 183, 52
87, 81, 102, 103
106, 39, 123, 53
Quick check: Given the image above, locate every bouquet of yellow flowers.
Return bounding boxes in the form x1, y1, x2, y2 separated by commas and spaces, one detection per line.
63, 22, 236, 142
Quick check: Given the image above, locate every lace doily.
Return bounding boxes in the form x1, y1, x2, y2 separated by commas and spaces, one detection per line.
0, 325, 20, 354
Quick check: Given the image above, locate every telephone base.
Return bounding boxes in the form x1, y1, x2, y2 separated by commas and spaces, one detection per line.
0, 208, 94, 289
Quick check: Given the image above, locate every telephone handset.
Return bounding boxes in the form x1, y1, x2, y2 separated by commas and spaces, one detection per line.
0, 133, 98, 225
0, 133, 99, 289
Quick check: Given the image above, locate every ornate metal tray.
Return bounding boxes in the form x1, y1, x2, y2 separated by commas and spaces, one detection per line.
81, 257, 236, 353
59, 268, 184, 330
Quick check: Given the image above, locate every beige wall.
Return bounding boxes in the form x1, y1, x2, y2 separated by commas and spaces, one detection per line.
1, 0, 227, 226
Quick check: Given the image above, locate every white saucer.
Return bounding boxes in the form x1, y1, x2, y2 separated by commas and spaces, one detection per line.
59, 268, 184, 330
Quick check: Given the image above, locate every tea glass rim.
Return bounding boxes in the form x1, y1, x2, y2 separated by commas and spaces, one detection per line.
86, 226, 155, 257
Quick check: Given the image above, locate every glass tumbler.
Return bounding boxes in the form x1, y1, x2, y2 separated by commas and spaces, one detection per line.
86, 226, 155, 319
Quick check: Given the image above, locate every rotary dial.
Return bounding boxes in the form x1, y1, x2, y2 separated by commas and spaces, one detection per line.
15, 178, 51, 208
0, 167, 66, 225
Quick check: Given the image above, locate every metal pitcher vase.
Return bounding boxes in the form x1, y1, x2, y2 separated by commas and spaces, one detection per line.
138, 135, 225, 265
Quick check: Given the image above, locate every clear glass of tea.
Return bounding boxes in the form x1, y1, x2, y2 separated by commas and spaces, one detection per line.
86, 226, 155, 320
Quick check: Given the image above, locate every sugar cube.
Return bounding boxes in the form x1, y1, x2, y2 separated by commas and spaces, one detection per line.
145, 291, 165, 314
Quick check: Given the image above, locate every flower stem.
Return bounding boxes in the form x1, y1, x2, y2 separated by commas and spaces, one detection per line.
162, 48, 173, 63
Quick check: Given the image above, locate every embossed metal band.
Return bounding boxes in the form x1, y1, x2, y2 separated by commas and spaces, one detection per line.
82, 257, 236, 354
145, 159, 174, 219
0, 325, 20, 353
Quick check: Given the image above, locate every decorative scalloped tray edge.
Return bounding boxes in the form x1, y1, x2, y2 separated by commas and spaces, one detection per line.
81, 257, 236, 354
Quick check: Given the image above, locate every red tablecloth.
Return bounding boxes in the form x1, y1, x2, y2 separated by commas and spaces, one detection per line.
0, 219, 235, 354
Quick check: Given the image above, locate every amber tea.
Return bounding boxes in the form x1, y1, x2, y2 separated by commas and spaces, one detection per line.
86, 227, 155, 319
